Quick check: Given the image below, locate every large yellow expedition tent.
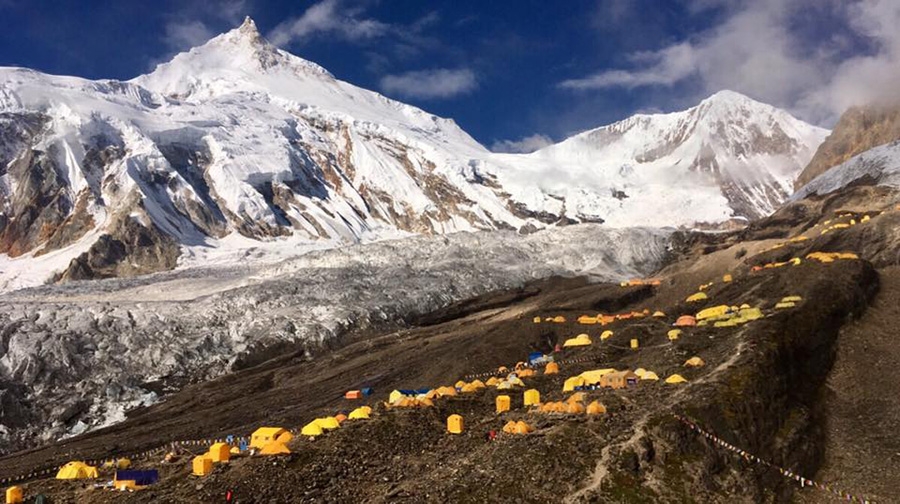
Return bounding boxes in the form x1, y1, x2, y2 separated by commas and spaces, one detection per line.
563, 333, 592, 347
250, 427, 289, 450
56, 461, 98, 480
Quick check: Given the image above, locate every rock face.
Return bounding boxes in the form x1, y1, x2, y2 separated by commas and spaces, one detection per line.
0, 19, 828, 291
795, 105, 900, 189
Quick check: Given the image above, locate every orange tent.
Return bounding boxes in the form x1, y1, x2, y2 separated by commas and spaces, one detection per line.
544, 362, 560, 375
344, 390, 362, 400
674, 315, 697, 327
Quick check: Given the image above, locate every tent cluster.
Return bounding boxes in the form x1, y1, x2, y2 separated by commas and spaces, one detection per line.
502, 420, 535, 434
534, 393, 606, 415
534, 315, 566, 323
696, 304, 763, 327
577, 308, 661, 326
806, 251, 858, 263
751, 257, 802, 272
775, 295, 802, 309
634, 368, 660, 381
101, 458, 131, 470
563, 369, 640, 391
619, 278, 661, 287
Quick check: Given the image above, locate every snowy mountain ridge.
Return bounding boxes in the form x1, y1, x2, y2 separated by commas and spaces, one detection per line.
0, 18, 827, 291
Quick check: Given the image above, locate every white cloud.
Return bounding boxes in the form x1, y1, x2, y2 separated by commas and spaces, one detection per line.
163, 20, 215, 51
159, 0, 248, 53
490, 134, 554, 153
563, 0, 900, 124
379, 68, 477, 100
268, 0, 388, 47
561, 43, 697, 89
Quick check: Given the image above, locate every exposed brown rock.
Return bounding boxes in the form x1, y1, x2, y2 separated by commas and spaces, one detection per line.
795, 105, 900, 190
0, 149, 71, 257
55, 210, 180, 282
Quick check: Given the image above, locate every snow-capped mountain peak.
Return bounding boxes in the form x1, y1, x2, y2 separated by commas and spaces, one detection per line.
0, 20, 829, 292
485, 90, 828, 226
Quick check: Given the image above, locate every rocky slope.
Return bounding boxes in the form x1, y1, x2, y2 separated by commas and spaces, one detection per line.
2, 183, 897, 503
0, 18, 827, 291
795, 104, 900, 189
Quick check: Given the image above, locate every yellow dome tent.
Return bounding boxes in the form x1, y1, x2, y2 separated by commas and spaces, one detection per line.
485, 376, 501, 386
348, 407, 371, 420
600, 330, 614, 341
668, 329, 682, 341
566, 392, 586, 404
652, 310, 666, 317
634, 368, 647, 378
630, 338, 639, 349
586, 401, 607, 415
563, 333, 592, 347
315, 417, 341, 430
250, 427, 289, 450
641, 371, 660, 381
684, 356, 706, 367
301, 421, 325, 437
579, 368, 616, 385
533, 316, 541, 323
696, 305, 730, 320
502, 420, 518, 434
56, 461, 99, 480
723, 274, 733, 282
686, 292, 708, 302
665, 374, 688, 384
259, 442, 291, 456
515, 420, 534, 434
508, 376, 525, 387
567, 402, 586, 414
544, 361, 560, 375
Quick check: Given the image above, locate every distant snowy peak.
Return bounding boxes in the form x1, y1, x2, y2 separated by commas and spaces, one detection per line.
506, 90, 829, 222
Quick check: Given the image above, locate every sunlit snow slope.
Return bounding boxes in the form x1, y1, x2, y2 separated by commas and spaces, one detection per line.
0, 18, 827, 291
489, 90, 828, 227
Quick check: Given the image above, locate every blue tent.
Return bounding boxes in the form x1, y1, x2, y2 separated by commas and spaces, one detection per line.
115, 470, 159, 486
528, 352, 544, 364
398, 389, 418, 396
361, 387, 374, 396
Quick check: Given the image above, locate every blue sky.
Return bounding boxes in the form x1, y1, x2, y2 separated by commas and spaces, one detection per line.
1, 0, 898, 152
